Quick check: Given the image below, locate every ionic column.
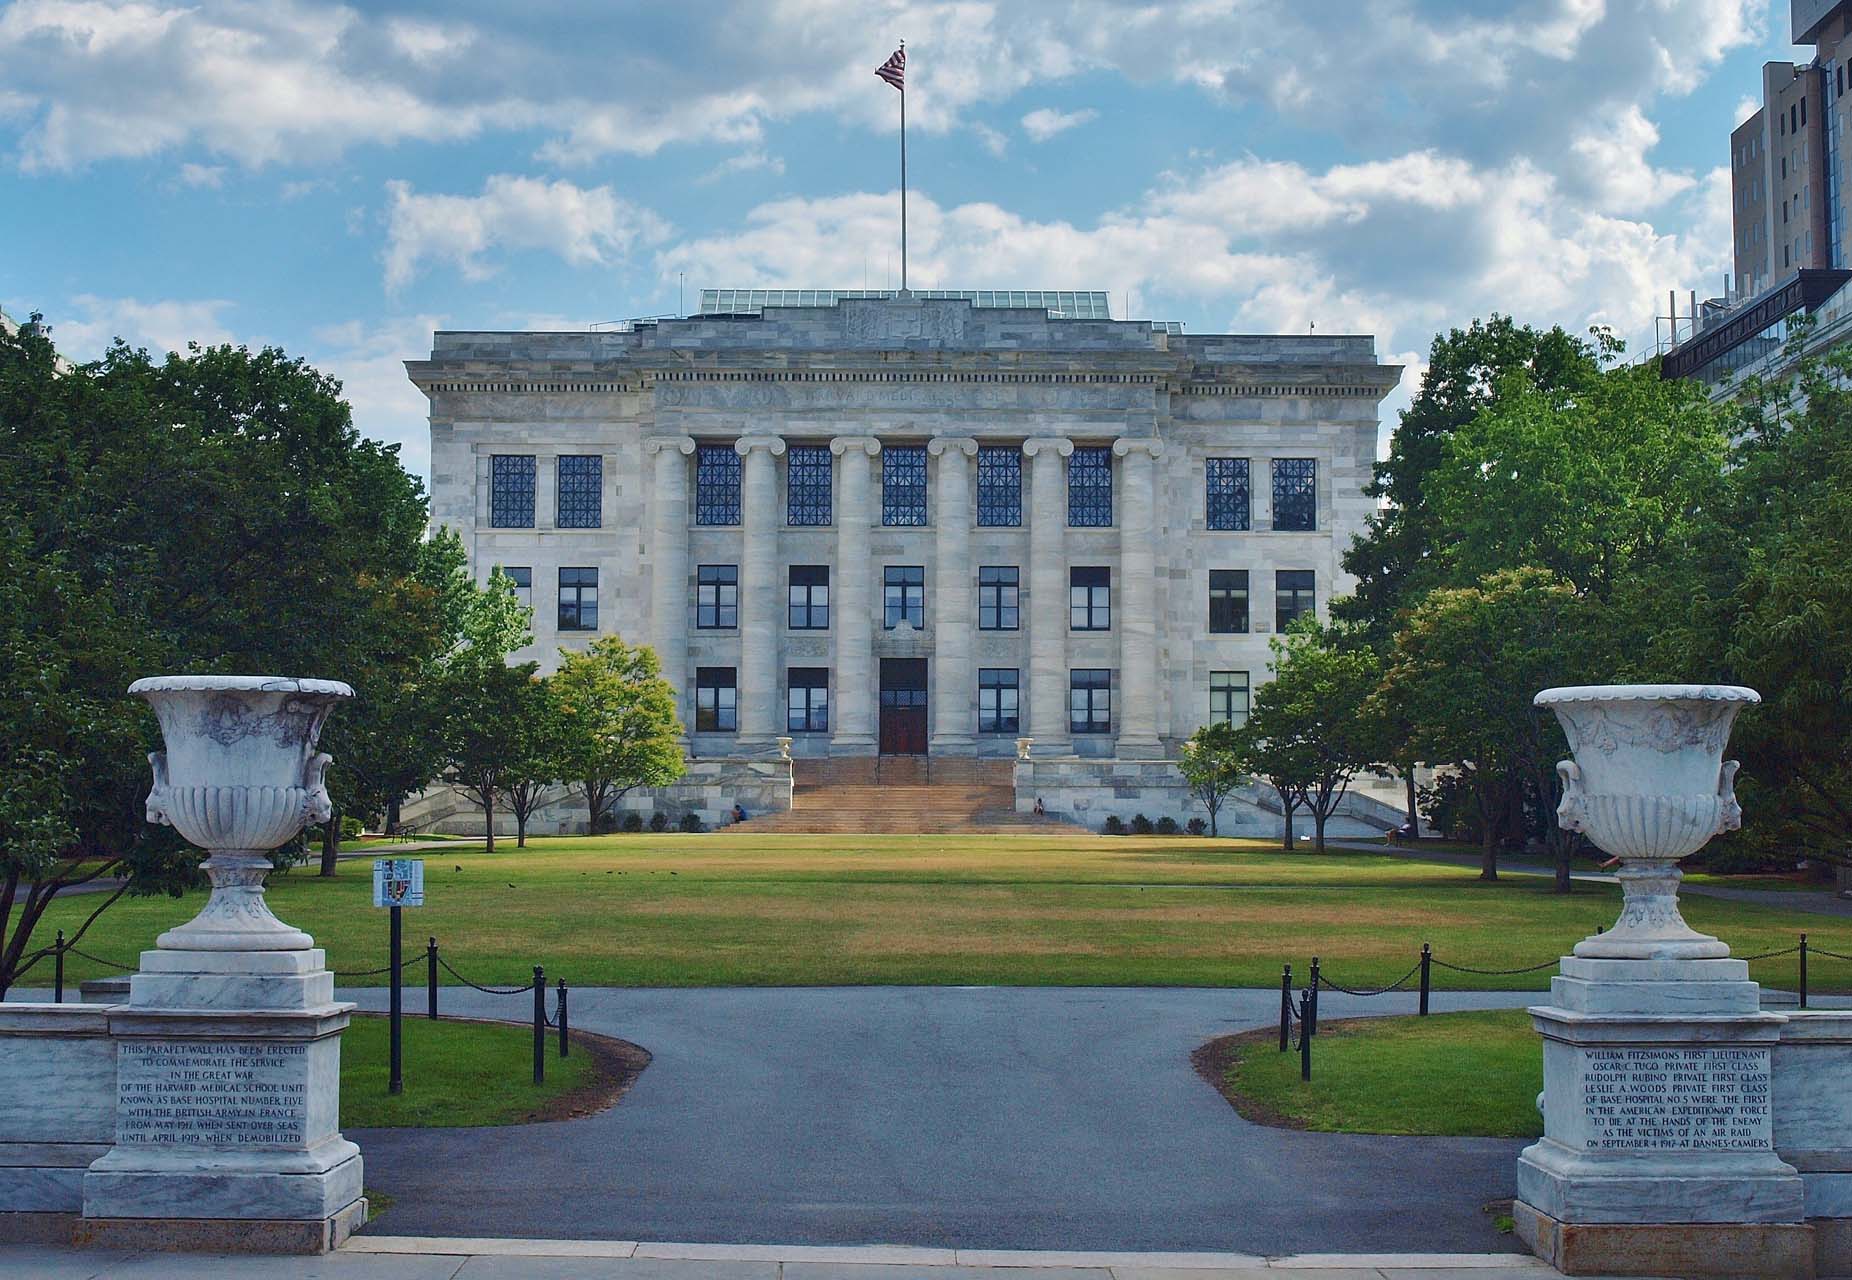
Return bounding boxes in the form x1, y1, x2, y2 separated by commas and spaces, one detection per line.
643, 436, 696, 737
735, 434, 786, 752
1114, 438, 1166, 758
929, 437, 978, 754
1024, 436, 1073, 755
830, 436, 881, 754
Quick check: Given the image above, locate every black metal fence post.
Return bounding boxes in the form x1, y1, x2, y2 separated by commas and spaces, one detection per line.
53, 930, 64, 1004
1419, 942, 1431, 1017
426, 937, 438, 1020
532, 966, 545, 1085
388, 905, 403, 1096
1278, 963, 1292, 1052
1299, 991, 1312, 1081
557, 978, 569, 1058
1307, 956, 1320, 1037
1801, 933, 1810, 1009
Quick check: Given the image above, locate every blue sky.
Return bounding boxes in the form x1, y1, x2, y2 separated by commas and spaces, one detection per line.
0, 1, 1808, 476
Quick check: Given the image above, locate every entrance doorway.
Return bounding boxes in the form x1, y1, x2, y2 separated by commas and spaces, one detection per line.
879, 658, 928, 755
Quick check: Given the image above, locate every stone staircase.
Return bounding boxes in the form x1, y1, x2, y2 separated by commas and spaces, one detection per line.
746, 757, 1089, 835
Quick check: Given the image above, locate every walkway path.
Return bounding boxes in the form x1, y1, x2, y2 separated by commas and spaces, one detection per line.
341, 985, 1540, 1256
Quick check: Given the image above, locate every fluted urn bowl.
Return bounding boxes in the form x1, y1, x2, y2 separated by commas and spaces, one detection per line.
1534, 683, 1758, 960
131, 675, 353, 951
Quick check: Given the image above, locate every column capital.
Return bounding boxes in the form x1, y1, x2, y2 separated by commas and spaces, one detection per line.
642, 434, 696, 456
735, 434, 787, 457
1112, 437, 1166, 459
1023, 436, 1073, 459
927, 436, 978, 458
830, 435, 883, 457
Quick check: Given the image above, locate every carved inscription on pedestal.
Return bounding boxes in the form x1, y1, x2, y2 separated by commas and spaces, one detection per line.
117, 1040, 309, 1147
1578, 1047, 1770, 1151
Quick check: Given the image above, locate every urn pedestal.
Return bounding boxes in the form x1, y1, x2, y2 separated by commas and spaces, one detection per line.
1514, 684, 1813, 1278
79, 677, 365, 1254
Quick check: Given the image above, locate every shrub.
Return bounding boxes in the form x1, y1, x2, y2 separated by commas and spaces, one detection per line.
621, 812, 643, 833
1103, 815, 1125, 835
648, 812, 669, 833
340, 815, 364, 840
1186, 817, 1207, 836
1155, 816, 1180, 836
1131, 813, 1154, 836
679, 813, 704, 833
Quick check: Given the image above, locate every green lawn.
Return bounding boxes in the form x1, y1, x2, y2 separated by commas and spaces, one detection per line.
340, 1013, 594, 1127
34, 832, 1845, 990
1225, 1009, 1542, 1137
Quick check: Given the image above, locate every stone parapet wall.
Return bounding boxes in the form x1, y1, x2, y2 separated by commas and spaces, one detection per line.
1012, 758, 1399, 837
401, 758, 793, 836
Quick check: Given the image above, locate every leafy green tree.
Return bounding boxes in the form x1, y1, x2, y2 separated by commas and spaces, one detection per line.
551, 637, 685, 834
1227, 714, 1314, 852
1176, 721, 1245, 837
435, 569, 538, 855
503, 678, 567, 849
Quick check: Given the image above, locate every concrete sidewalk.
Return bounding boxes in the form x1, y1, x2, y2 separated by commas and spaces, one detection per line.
0, 1237, 1624, 1278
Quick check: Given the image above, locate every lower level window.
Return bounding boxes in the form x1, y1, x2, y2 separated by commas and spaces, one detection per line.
884, 565, 925, 629
1210, 671, 1250, 727
1070, 668, 1111, 734
696, 667, 737, 732
1276, 570, 1315, 632
558, 567, 598, 631
978, 668, 1019, 734
1070, 566, 1110, 631
788, 667, 829, 733
497, 565, 532, 610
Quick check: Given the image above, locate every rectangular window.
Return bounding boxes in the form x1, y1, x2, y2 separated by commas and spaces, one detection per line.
696, 667, 737, 732
978, 565, 1020, 630
1271, 458, 1317, 531
1069, 566, 1111, 631
695, 443, 742, 526
1069, 668, 1111, 735
490, 454, 536, 528
978, 668, 1020, 734
976, 445, 1023, 526
787, 667, 829, 733
1210, 671, 1250, 727
788, 565, 829, 630
558, 567, 598, 632
556, 455, 603, 528
497, 565, 532, 610
697, 564, 738, 629
1067, 445, 1113, 526
787, 444, 833, 526
881, 444, 928, 526
1206, 457, 1250, 531
883, 565, 925, 629
1276, 569, 1316, 632
1208, 569, 1249, 634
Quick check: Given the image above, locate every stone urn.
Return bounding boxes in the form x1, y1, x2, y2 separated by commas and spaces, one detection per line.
131, 675, 353, 953
1534, 683, 1759, 960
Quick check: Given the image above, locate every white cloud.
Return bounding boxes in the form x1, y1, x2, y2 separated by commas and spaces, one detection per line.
972, 122, 1009, 157
1734, 93, 1761, 127
178, 161, 223, 188
308, 314, 443, 478
1020, 106, 1097, 142
49, 294, 237, 360
382, 174, 672, 290
696, 149, 786, 184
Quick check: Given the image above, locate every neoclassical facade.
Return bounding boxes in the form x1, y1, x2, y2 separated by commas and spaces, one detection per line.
407, 293, 1401, 824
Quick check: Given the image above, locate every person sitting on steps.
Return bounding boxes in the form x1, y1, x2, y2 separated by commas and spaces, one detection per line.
733, 802, 748, 824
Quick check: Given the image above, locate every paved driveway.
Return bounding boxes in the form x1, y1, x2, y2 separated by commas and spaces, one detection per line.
344, 986, 1539, 1255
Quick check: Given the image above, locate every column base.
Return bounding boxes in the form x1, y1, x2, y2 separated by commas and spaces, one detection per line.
1113, 735, 1165, 760
829, 735, 877, 756
927, 734, 977, 756
1515, 1199, 1814, 1278
1029, 738, 1071, 758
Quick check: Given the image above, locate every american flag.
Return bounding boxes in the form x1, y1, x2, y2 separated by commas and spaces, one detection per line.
876, 45, 905, 91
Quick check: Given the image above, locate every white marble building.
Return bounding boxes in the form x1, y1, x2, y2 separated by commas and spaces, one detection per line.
405, 291, 1403, 829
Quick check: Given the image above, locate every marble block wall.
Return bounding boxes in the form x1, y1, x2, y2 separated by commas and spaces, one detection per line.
1012, 758, 1400, 835
404, 758, 794, 835
0, 1004, 117, 1222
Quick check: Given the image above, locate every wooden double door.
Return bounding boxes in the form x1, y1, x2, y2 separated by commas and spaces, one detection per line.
878, 658, 928, 755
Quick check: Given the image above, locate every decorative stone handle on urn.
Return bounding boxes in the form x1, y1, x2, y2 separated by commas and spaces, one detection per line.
1718, 758, 1744, 833
1554, 759, 1585, 835
145, 751, 173, 827
303, 751, 335, 827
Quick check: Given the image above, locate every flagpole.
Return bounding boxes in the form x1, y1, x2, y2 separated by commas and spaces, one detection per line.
899, 40, 908, 295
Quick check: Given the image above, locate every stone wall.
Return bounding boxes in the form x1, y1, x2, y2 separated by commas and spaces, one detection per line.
0, 1004, 116, 1224
1012, 757, 1401, 837
400, 758, 793, 836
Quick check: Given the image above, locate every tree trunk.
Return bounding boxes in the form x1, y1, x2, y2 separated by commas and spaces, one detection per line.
1313, 805, 1328, 854
386, 794, 402, 834
319, 811, 340, 877
1404, 770, 1420, 839
1477, 782, 1499, 881
1553, 831, 1573, 894
1208, 799, 1219, 838
516, 806, 528, 848
1279, 789, 1297, 851
483, 792, 496, 856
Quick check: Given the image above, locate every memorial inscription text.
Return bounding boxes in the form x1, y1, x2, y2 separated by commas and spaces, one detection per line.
117, 1040, 309, 1147
1579, 1047, 1769, 1152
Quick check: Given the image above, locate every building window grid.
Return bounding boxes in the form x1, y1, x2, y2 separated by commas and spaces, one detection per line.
883, 565, 925, 629
788, 565, 829, 630
695, 445, 742, 526
787, 668, 829, 733
1830, 62, 1845, 268
978, 566, 1020, 630
1069, 668, 1112, 735
1067, 446, 1113, 527
786, 444, 833, 526
556, 455, 603, 528
1208, 569, 1249, 634
978, 668, 1020, 734
558, 567, 598, 632
696, 667, 737, 733
1210, 671, 1250, 727
1069, 566, 1111, 631
1206, 457, 1251, 531
976, 446, 1023, 526
489, 454, 536, 528
882, 445, 929, 526
1276, 570, 1316, 633
697, 564, 738, 629
1272, 458, 1317, 531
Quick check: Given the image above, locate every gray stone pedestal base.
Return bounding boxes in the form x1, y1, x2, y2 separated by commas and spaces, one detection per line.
1514, 1200, 1815, 1278
72, 1197, 366, 1254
